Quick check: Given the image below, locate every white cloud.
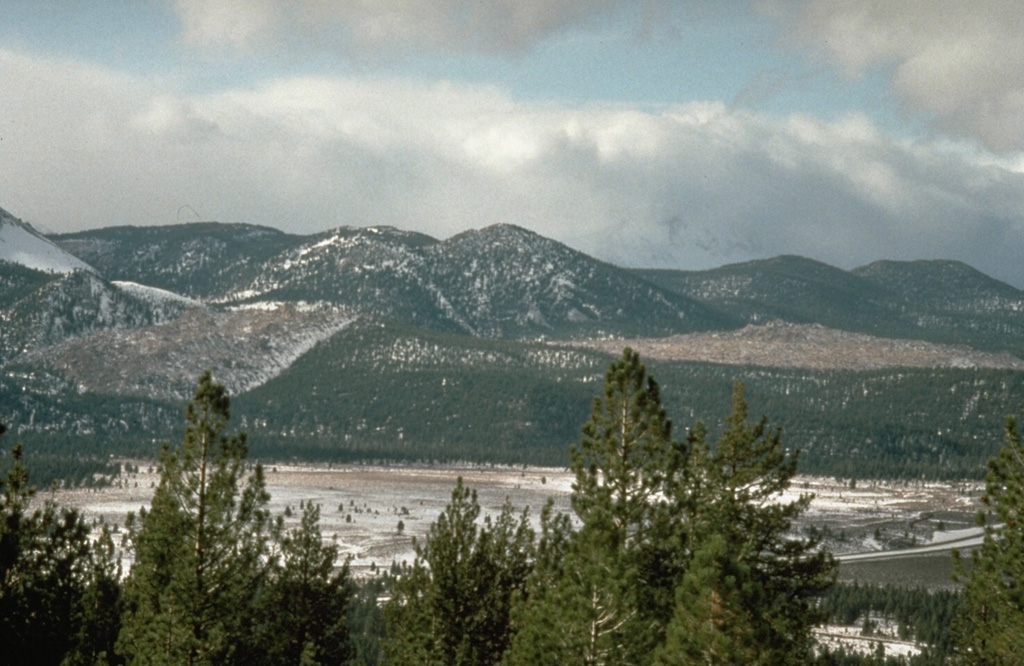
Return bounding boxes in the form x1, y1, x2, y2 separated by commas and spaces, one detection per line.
172, 0, 277, 51
761, 0, 1024, 151
2, 48, 1024, 286
170, 0, 674, 54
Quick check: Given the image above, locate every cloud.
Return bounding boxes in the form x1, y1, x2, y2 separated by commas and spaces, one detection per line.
761, 0, 1024, 151
170, 0, 677, 54
2, 48, 1024, 287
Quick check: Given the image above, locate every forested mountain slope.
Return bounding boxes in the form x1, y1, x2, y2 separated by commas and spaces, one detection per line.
55, 222, 733, 339
0, 264, 198, 366
852, 259, 1024, 350
3, 315, 1020, 478
0, 212, 1020, 478
52, 221, 304, 298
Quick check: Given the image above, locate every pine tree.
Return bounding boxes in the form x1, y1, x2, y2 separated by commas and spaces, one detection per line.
570, 347, 676, 543
384, 477, 534, 666
506, 348, 685, 666
64, 525, 125, 666
657, 383, 836, 666
0, 434, 97, 666
522, 518, 641, 666
239, 500, 353, 666
953, 409, 1024, 664
117, 371, 274, 666
502, 501, 574, 666
507, 360, 835, 666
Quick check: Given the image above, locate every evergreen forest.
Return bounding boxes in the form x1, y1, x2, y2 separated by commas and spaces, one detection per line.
2, 352, 1024, 665
6, 319, 1024, 482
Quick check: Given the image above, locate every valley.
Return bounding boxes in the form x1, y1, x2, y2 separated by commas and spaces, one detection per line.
56, 462, 982, 586
4, 206, 1015, 662
35, 457, 978, 660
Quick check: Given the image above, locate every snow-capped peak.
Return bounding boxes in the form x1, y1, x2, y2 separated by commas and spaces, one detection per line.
0, 207, 95, 274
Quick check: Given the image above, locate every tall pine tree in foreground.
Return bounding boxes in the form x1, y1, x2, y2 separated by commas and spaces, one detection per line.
505, 350, 834, 666
657, 383, 835, 666
117, 371, 275, 666
953, 408, 1024, 664
507, 348, 683, 666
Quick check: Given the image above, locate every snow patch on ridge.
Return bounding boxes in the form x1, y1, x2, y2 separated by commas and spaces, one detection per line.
0, 208, 95, 274
112, 281, 203, 308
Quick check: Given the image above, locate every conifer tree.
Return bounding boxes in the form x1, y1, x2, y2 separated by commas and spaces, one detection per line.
657, 383, 835, 666
506, 357, 834, 666
66, 525, 125, 666
501, 501, 574, 665
117, 371, 274, 666
239, 500, 353, 666
509, 516, 639, 666
0, 433, 97, 666
953, 409, 1024, 664
384, 477, 534, 666
570, 347, 676, 543
506, 348, 684, 666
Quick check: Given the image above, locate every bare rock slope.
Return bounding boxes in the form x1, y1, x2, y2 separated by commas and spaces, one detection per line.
577, 321, 1024, 371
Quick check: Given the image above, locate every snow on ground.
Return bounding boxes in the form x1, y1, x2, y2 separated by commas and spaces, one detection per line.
815, 624, 921, 659
229, 300, 344, 314
111, 281, 203, 308
47, 465, 980, 660
53, 468, 982, 579
52, 463, 574, 578
779, 476, 983, 556
0, 211, 95, 274
28, 305, 361, 400
930, 526, 986, 544
838, 530, 984, 563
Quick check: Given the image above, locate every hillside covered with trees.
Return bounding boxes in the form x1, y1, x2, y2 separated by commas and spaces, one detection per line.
5, 215, 1024, 482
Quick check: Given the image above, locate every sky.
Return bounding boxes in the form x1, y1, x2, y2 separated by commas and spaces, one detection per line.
1, 1, 1024, 286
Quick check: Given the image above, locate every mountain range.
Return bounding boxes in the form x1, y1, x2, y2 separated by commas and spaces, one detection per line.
3, 205, 1024, 477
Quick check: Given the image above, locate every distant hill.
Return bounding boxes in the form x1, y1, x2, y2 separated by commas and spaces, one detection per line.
633, 255, 1024, 357
13, 303, 357, 400
52, 222, 302, 298
852, 259, 1024, 349
0, 210, 1019, 478
634, 256, 890, 329
55, 222, 735, 339
4, 316, 1020, 478
0, 265, 198, 366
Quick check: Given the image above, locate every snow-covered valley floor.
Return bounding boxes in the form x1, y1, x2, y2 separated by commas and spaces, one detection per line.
51, 464, 983, 582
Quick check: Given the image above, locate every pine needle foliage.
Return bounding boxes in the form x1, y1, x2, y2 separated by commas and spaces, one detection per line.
0, 430, 113, 666
953, 410, 1024, 665
117, 371, 274, 666
505, 351, 835, 666
384, 477, 534, 666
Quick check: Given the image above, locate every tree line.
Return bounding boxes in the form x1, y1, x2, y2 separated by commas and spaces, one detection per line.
2, 352, 1024, 664
816, 582, 961, 665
